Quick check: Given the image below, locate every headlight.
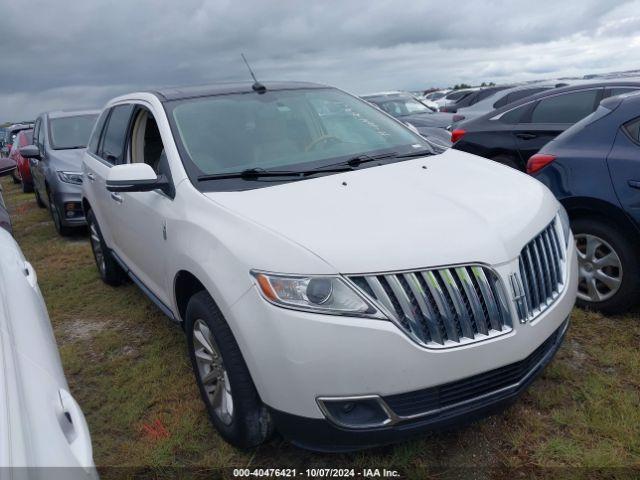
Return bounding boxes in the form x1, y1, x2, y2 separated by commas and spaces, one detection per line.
558, 205, 571, 247
251, 271, 383, 318
57, 171, 83, 185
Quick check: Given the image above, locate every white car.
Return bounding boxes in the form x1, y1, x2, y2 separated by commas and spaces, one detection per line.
0, 229, 96, 474
82, 81, 577, 451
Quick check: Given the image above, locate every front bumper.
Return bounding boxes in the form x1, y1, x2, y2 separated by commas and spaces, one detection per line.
270, 318, 569, 451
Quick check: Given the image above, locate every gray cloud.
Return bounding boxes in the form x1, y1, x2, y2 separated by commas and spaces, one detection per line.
2, 0, 640, 121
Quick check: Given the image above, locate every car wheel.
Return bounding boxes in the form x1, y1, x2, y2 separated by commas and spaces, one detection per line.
186, 290, 273, 448
86, 209, 126, 286
492, 154, 521, 171
11, 168, 20, 184
48, 190, 73, 236
34, 187, 46, 208
572, 217, 640, 314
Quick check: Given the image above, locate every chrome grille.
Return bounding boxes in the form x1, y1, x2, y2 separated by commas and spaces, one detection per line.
513, 219, 566, 322
349, 265, 512, 348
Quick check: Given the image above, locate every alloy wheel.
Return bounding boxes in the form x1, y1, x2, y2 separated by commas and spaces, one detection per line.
575, 233, 623, 303
192, 319, 234, 425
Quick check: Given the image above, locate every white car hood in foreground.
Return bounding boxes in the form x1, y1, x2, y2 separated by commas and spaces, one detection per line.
205, 149, 559, 273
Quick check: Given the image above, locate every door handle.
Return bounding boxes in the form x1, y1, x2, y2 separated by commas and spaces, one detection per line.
86, 173, 95, 182
629, 180, 640, 190
516, 133, 538, 140
110, 192, 123, 203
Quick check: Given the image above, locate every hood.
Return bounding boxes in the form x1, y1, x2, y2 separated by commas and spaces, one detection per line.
402, 112, 455, 128
205, 150, 559, 273
48, 148, 85, 171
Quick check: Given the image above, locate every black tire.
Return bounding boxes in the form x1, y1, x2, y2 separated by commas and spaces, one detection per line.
48, 189, 74, 236
86, 209, 126, 286
34, 187, 46, 208
21, 181, 33, 193
492, 154, 522, 171
11, 168, 20, 184
185, 291, 273, 448
572, 217, 640, 314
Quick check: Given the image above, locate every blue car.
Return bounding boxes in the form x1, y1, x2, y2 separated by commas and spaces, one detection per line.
527, 92, 640, 314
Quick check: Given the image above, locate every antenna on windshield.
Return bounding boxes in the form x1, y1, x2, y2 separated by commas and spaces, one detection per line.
241, 53, 266, 94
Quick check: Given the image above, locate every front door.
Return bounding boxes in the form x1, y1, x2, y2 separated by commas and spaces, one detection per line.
110, 106, 174, 307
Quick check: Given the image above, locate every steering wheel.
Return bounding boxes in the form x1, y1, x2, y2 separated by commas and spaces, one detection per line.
305, 135, 342, 152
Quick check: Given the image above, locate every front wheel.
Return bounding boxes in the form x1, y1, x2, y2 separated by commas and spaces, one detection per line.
573, 217, 640, 314
34, 187, 46, 208
185, 291, 273, 448
11, 168, 20, 184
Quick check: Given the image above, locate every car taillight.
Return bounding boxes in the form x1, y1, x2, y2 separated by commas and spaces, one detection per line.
450, 129, 466, 143
527, 154, 556, 174
452, 114, 465, 123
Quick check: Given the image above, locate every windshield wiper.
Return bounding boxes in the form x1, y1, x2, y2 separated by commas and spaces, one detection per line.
394, 148, 434, 158
198, 166, 353, 181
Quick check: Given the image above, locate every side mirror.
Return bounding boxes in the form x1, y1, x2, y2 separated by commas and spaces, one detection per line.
20, 145, 41, 159
106, 163, 170, 193
0, 157, 16, 177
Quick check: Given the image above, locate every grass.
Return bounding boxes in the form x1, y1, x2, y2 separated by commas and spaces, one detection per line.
2, 177, 639, 478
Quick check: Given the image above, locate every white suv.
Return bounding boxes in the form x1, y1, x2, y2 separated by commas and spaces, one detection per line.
82, 82, 578, 451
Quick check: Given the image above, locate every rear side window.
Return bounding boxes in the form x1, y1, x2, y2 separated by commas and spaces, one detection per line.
99, 104, 134, 164
530, 90, 600, 124
499, 104, 530, 124
493, 87, 551, 109
623, 117, 640, 143
606, 87, 640, 98
87, 110, 109, 154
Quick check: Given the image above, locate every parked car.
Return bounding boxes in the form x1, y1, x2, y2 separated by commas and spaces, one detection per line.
451, 80, 640, 170
528, 92, 640, 313
0, 227, 96, 473
439, 85, 514, 114
0, 158, 15, 233
453, 83, 563, 124
9, 129, 34, 192
2, 123, 33, 183
362, 91, 456, 134
434, 88, 479, 111
424, 89, 450, 102
20, 110, 99, 235
82, 81, 577, 451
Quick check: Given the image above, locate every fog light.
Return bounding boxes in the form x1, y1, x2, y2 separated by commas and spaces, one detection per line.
318, 396, 392, 429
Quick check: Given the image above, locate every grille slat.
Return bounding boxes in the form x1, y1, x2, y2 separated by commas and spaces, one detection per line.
516, 219, 566, 323
455, 267, 489, 335
403, 273, 444, 344
350, 265, 512, 348
422, 270, 460, 343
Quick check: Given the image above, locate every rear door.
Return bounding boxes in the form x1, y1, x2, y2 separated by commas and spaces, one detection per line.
608, 117, 640, 227
82, 104, 135, 247
513, 88, 603, 163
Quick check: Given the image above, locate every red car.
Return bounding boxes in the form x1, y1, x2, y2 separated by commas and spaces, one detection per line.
9, 129, 34, 193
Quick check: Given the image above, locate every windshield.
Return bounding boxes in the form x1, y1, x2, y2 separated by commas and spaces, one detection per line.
369, 97, 431, 117
49, 114, 98, 149
168, 88, 429, 189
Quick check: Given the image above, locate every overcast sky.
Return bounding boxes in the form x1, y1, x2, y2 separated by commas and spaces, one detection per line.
2, 0, 640, 122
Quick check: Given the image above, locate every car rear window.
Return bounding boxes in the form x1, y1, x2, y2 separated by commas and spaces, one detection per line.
530, 90, 600, 124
